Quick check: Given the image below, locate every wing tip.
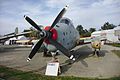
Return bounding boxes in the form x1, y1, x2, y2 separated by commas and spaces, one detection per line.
27, 58, 31, 62
65, 5, 69, 10
69, 55, 76, 61
24, 15, 27, 18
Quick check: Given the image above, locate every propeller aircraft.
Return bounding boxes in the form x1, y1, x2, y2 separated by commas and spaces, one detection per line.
0, 27, 32, 45
91, 37, 101, 56
24, 5, 80, 62
4, 27, 18, 36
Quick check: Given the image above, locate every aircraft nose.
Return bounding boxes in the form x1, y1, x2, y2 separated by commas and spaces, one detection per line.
96, 44, 99, 46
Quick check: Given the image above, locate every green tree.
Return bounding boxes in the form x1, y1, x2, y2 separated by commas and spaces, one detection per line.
101, 22, 116, 30
83, 29, 91, 37
76, 25, 93, 37
76, 25, 84, 35
89, 28, 96, 33
23, 27, 39, 39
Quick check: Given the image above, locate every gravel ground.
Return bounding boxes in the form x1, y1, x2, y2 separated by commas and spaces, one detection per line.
0, 44, 120, 78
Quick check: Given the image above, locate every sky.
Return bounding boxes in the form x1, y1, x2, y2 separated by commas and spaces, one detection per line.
0, 0, 120, 35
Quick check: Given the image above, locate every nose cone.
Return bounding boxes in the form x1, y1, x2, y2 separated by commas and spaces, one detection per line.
91, 41, 101, 49
44, 26, 58, 44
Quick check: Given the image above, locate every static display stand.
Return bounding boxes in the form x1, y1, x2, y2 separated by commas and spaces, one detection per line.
45, 62, 59, 76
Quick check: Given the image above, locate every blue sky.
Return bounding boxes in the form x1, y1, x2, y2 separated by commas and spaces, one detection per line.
0, 0, 120, 35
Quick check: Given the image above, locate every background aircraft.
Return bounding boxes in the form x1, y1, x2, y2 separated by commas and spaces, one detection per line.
0, 27, 32, 45
4, 27, 18, 36
91, 37, 102, 56
80, 36, 103, 56
79, 26, 120, 56
91, 27, 120, 43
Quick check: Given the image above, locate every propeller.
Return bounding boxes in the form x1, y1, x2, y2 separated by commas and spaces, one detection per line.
27, 38, 44, 62
24, 5, 75, 62
49, 39, 76, 61
48, 5, 68, 31
49, 39, 71, 57
24, 15, 42, 32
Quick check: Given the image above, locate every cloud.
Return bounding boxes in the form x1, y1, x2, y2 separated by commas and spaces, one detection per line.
65, 0, 120, 29
0, 0, 120, 35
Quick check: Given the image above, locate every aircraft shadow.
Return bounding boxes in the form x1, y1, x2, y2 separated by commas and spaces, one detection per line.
60, 62, 72, 74
60, 46, 92, 74
72, 45, 92, 67
61, 45, 108, 74
73, 45, 107, 61
99, 50, 107, 57
0, 47, 16, 53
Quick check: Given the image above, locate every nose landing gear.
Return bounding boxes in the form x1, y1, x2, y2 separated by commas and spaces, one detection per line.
93, 49, 100, 57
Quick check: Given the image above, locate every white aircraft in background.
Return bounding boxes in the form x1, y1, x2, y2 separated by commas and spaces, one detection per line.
90, 27, 120, 56
80, 36, 102, 57
91, 27, 120, 43
0, 27, 31, 45
79, 27, 120, 56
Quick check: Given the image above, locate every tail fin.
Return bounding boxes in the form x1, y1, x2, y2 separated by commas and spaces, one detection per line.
15, 27, 18, 35
15, 27, 18, 39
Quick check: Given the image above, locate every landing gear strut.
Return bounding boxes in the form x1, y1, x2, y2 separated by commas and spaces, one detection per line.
93, 49, 100, 57
43, 48, 52, 57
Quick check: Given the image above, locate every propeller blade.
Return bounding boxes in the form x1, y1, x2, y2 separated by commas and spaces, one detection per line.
49, 39, 71, 58
24, 15, 42, 31
49, 39, 76, 61
48, 5, 68, 31
27, 38, 44, 62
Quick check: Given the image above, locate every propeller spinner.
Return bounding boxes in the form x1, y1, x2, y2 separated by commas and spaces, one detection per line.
24, 5, 72, 62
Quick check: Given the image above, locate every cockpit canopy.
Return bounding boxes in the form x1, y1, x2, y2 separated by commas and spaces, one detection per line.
57, 17, 74, 28
60, 18, 70, 25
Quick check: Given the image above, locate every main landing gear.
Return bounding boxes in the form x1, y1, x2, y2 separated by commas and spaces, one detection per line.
93, 49, 100, 57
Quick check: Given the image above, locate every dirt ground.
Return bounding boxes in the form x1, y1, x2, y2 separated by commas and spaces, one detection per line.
0, 44, 120, 78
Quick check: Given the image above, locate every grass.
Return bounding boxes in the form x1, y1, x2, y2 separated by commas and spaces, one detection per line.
111, 43, 120, 47
0, 65, 120, 80
112, 50, 120, 58
106, 43, 120, 47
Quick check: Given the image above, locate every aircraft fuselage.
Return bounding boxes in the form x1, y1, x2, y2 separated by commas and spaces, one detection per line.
43, 17, 80, 52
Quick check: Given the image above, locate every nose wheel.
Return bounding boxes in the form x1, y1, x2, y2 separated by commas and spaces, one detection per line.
43, 48, 52, 57
93, 49, 100, 57
43, 48, 48, 57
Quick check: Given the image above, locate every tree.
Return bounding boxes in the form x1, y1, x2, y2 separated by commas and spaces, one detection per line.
76, 25, 84, 35
23, 27, 39, 39
89, 28, 96, 33
101, 22, 116, 30
83, 29, 91, 37
76, 25, 94, 37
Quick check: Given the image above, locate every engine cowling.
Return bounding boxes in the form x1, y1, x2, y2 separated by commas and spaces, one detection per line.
44, 26, 58, 44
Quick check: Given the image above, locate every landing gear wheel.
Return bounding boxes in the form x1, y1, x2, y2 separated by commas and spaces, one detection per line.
43, 48, 48, 57
93, 49, 96, 56
96, 51, 99, 57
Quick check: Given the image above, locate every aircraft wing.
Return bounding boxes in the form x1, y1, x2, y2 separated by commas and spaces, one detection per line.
0, 31, 31, 41
4, 32, 14, 36
79, 36, 106, 45
79, 37, 91, 44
